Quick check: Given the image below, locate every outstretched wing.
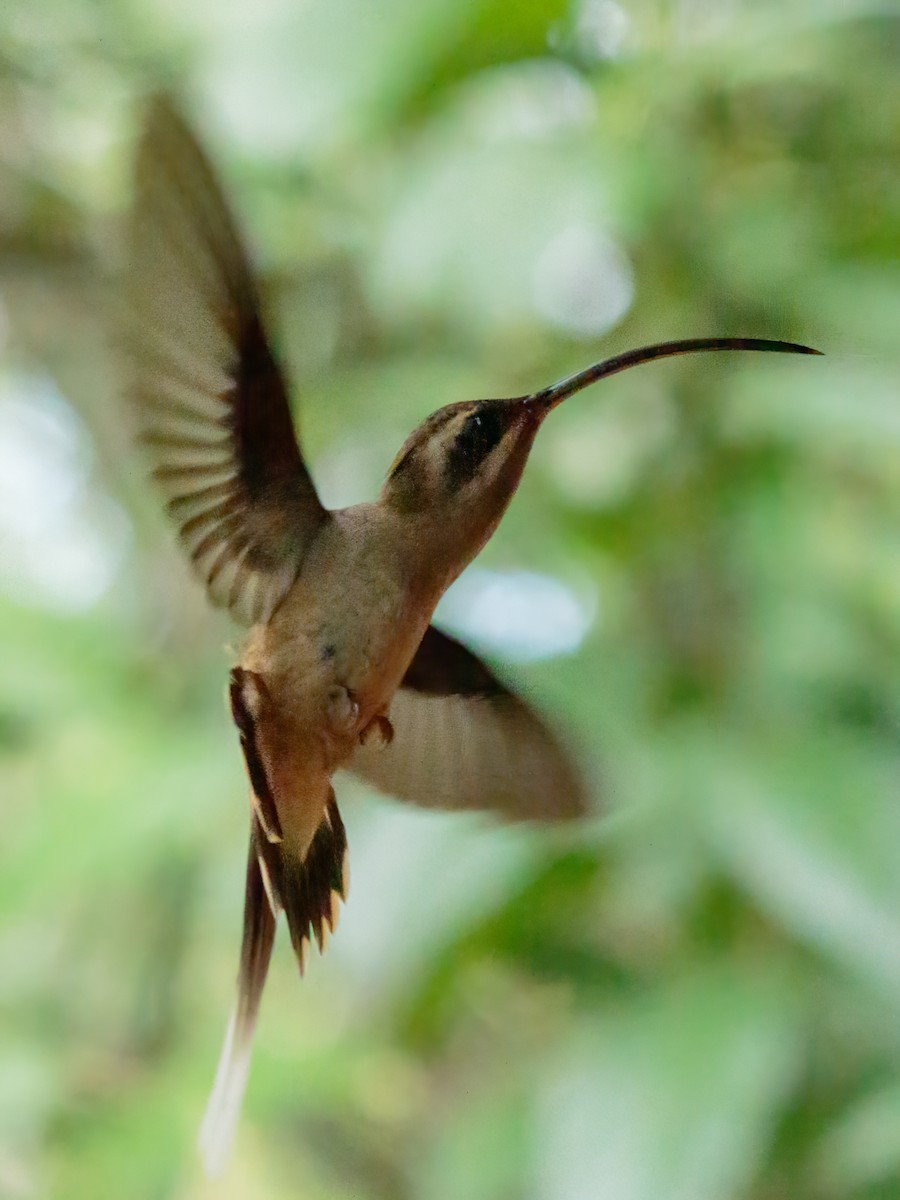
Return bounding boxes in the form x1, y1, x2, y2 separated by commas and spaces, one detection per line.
125, 96, 327, 626
351, 625, 588, 821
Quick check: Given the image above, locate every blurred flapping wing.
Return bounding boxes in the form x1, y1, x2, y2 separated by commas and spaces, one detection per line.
351, 626, 588, 821
126, 96, 327, 625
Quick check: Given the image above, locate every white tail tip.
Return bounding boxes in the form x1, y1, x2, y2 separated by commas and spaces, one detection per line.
197, 1006, 253, 1177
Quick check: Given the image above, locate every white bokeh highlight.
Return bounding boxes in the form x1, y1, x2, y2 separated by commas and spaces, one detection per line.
533, 221, 634, 338
0, 374, 129, 613
436, 567, 596, 663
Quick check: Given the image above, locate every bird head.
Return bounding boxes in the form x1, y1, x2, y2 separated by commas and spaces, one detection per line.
380, 337, 821, 584
383, 395, 538, 516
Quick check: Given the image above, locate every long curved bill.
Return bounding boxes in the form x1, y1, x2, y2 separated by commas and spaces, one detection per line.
526, 337, 822, 412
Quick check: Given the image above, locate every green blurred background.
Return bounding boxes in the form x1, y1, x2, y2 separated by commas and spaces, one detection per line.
1, 1, 899, 1197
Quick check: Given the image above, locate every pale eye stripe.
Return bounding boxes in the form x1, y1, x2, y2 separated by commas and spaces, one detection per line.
425, 411, 471, 491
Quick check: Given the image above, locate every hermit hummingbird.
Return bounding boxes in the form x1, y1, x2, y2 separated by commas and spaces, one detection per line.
124, 96, 820, 1172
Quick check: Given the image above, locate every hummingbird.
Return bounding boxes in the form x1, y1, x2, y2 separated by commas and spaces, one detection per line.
124, 96, 820, 1172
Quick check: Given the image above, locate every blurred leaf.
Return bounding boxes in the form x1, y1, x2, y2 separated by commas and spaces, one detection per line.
1, 3, 898, 1197
813, 1081, 900, 1196
699, 730, 900, 1000
536, 968, 801, 1200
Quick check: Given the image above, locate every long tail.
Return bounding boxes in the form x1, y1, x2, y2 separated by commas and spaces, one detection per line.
228, 664, 350, 962
198, 798, 349, 1175
199, 820, 276, 1176
199, 668, 352, 1174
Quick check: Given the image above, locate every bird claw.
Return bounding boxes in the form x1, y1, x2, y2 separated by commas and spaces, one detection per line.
359, 714, 394, 749
326, 685, 359, 735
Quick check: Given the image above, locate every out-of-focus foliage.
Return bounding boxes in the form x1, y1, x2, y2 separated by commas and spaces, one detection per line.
1, 1, 898, 1197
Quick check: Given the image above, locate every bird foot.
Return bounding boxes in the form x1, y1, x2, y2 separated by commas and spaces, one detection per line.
325, 685, 360, 735
359, 713, 394, 748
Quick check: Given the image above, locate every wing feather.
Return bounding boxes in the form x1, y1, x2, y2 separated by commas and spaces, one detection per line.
125, 95, 327, 626
351, 626, 588, 822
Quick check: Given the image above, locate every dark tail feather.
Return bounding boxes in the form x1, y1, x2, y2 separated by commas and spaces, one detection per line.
227, 665, 348, 957
257, 790, 349, 974
198, 797, 348, 1174
229, 667, 283, 843
198, 822, 276, 1176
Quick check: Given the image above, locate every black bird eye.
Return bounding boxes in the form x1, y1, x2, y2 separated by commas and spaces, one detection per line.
446, 405, 505, 485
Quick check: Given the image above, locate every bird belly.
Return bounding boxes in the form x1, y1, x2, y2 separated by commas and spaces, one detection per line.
237, 622, 356, 854
237, 519, 436, 831
267, 560, 423, 713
